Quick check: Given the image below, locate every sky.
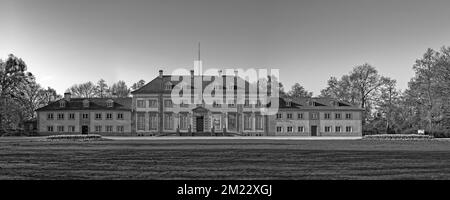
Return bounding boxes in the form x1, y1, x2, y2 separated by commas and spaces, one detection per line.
1, 0, 450, 96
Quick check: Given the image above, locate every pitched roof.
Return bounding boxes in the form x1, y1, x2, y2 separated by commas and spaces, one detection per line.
35, 98, 132, 112
131, 75, 253, 95
275, 97, 363, 110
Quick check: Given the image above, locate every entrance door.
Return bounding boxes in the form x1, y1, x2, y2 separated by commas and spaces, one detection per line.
196, 116, 204, 132
311, 126, 317, 136
82, 126, 89, 135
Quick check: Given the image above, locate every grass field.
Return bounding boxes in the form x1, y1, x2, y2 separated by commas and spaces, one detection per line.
0, 137, 449, 179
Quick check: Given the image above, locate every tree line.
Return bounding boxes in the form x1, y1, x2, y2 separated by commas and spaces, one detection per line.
1, 46, 450, 135
66, 79, 145, 98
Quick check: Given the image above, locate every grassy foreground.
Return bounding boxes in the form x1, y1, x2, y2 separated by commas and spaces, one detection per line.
0, 137, 449, 179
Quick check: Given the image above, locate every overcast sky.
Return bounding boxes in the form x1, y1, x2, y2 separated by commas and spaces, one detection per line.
1, 0, 450, 95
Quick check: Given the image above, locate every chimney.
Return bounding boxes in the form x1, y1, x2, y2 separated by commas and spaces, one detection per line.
234, 70, 238, 77
190, 70, 194, 78
64, 92, 71, 101
159, 70, 163, 78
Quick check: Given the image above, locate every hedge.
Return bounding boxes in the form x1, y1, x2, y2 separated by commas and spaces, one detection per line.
46, 134, 103, 141
363, 134, 434, 140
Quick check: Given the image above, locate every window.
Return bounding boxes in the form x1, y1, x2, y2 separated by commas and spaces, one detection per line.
335, 113, 342, 119
137, 113, 145, 131
82, 113, 89, 119
324, 113, 331, 119
311, 113, 318, 120
180, 100, 189, 108
47, 126, 54, 132
287, 113, 293, 119
276, 113, 282, 119
227, 99, 236, 107
255, 114, 263, 130
287, 126, 293, 132
298, 126, 304, 132
106, 113, 113, 120
47, 113, 54, 120
286, 101, 291, 107
164, 99, 173, 108
325, 126, 332, 132
244, 113, 252, 130
95, 113, 102, 120
106, 126, 113, 132
106, 100, 113, 108
298, 113, 303, 119
83, 100, 89, 108
137, 100, 146, 108
117, 113, 124, 120
164, 113, 174, 130
57, 126, 64, 132
149, 113, 158, 130
276, 126, 283, 132
255, 100, 262, 108
227, 84, 235, 91
57, 113, 64, 120
228, 113, 237, 131
149, 99, 158, 108
164, 82, 173, 90
244, 100, 250, 107
335, 126, 342, 132
346, 126, 353, 132
345, 113, 352, 119
68, 126, 75, 132
213, 101, 221, 108
95, 126, 102, 132
69, 113, 75, 120
180, 113, 188, 130
59, 101, 66, 108
117, 126, 124, 132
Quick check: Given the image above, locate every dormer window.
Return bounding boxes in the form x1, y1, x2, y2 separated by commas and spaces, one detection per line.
164, 82, 173, 90
286, 101, 292, 107
83, 100, 89, 108
106, 100, 114, 108
330, 100, 337, 106
59, 101, 66, 108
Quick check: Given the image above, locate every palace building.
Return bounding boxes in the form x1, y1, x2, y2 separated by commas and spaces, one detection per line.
36, 57, 363, 136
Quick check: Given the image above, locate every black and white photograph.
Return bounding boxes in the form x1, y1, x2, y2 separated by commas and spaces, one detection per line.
0, 0, 449, 197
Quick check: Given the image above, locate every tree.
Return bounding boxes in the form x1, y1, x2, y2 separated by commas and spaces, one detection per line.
0, 54, 34, 131
95, 79, 109, 98
320, 63, 389, 125
110, 80, 130, 97
405, 46, 450, 131
287, 83, 313, 99
320, 76, 359, 104
15, 80, 61, 120
131, 79, 146, 91
374, 78, 401, 133
68, 82, 98, 98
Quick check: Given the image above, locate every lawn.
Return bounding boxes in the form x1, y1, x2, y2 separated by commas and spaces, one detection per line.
0, 137, 449, 179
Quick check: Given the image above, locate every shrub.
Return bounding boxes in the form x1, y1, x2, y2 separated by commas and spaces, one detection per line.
363, 134, 434, 140
46, 134, 103, 141
426, 129, 450, 138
